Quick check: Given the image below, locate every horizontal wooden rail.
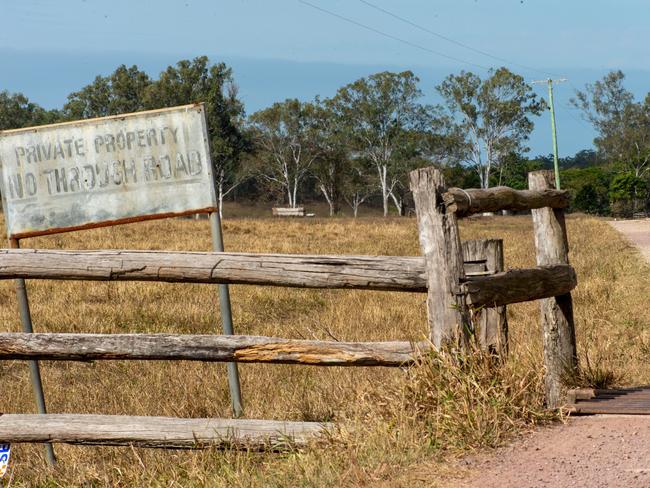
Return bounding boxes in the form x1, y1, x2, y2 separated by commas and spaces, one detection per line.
0, 249, 428, 292
462, 264, 577, 308
0, 250, 577, 307
443, 186, 570, 218
0, 333, 427, 366
0, 414, 330, 449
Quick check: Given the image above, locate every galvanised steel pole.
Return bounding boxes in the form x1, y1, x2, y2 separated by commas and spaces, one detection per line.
209, 211, 244, 417
548, 80, 561, 190
10, 238, 56, 465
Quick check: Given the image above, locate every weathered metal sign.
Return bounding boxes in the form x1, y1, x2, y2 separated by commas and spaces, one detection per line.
0, 104, 216, 238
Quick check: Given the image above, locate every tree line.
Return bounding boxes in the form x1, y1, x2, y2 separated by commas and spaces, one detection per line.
1, 57, 648, 217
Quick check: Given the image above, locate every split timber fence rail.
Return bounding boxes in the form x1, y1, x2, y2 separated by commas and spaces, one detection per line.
0, 167, 577, 451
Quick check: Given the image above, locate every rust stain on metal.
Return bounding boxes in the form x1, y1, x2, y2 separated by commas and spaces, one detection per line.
567, 388, 650, 415
0, 104, 216, 239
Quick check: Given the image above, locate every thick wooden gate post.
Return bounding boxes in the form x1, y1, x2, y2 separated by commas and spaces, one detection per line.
462, 239, 508, 356
529, 170, 578, 408
409, 167, 471, 350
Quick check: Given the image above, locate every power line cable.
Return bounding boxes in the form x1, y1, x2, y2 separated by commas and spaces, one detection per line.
298, 0, 491, 71
357, 0, 560, 78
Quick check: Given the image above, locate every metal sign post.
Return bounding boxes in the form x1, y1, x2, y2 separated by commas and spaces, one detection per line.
9, 238, 56, 465
209, 211, 243, 417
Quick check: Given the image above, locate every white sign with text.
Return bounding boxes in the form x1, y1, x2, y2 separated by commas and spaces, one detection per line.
0, 104, 216, 238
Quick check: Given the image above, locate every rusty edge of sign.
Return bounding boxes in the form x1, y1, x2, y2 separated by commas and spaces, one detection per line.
8, 207, 217, 240
0, 103, 205, 136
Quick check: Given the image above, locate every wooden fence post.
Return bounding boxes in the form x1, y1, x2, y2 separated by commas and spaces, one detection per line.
409, 167, 471, 350
529, 170, 578, 408
462, 239, 508, 356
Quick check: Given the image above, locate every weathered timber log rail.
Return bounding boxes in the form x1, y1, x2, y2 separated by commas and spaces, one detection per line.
0, 250, 576, 308
0, 333, 426, 366
0, 414, 330, 449
0, 166, 579, 452
462, 264, 576, 308
443, 186, 570, 218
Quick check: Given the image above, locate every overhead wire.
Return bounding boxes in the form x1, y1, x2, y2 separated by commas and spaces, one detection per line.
298, 0, 491, 71
357, 0, 563, 79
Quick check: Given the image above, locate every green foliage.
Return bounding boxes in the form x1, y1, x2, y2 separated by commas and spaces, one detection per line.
64, 65, 151, 119
437, 67, 545, 189
572, 71, 650, 179
608, 172, 648, 217
442, 162, 481, 189
562, 166, 614, 215
494, 152, 543, 189
0, 90, 58, 130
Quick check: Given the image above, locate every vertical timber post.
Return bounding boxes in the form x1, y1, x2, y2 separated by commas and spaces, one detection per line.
209, 211, 244, 418
462, 239, 508, 356
9, 238, 56, 465
528, 170, 578, 408
409, 167, 471, 350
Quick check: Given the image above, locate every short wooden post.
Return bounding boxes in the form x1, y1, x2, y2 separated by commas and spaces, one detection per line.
462, 239, 508, 356
409, 167, 471, 350
529, 170, 578, 408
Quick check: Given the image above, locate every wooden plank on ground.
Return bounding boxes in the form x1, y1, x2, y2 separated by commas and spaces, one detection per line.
567, 388, 650, 415
0, 333, 428, 366
0, 414, 331, 449
272, 207, 305, 217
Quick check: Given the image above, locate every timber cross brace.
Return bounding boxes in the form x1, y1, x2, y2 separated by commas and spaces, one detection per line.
0, 166, 578, 452
409, 166, 578, 409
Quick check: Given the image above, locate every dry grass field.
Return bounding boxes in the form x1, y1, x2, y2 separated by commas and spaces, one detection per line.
1, 212, 650, 487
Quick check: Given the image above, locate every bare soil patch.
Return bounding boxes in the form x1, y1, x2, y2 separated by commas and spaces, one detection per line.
609, 219, 650, 262
458, 415, 650, 488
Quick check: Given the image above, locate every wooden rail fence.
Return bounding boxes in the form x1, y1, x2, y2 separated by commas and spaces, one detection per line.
0, 167, 577, 451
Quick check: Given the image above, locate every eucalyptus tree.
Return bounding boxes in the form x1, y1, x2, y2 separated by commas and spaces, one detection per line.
341, 157, 374, 218
309, 97, 349, 216
437, 67, 544, 189
64, 64, 151, 119
572, 70, 650, 180
143, 57, 249, 216
330, 71, 434, 216
249, 99, 321, 208
0, 91, 58, 130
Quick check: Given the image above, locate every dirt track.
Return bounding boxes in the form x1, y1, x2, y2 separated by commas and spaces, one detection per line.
609, 219, 650, 262
458, 416, 650, 487
455, 219, 650, 488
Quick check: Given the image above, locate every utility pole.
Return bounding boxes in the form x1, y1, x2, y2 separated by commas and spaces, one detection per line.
532, 78, 566, 189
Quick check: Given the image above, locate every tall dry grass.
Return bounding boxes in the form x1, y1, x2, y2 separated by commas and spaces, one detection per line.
1, 213, 649, 487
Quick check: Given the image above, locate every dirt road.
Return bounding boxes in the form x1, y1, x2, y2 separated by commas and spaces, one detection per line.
609, 219, 650, 262
456, 219, 650, 488
458, 416, 650, 487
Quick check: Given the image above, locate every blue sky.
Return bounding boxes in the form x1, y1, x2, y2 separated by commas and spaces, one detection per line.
1, 0, 649, 157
